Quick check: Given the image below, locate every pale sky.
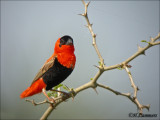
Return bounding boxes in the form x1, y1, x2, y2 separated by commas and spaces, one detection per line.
1, 1, 159, 119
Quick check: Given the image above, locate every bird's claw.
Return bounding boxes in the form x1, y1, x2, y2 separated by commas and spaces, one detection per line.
48, 97, 56, 103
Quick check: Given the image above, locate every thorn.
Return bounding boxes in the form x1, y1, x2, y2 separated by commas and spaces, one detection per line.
137, 44, 144, 52
85, 25, 89, 28
137, 45, 145, 55
133, 96, 136, 100
141, 51, 146, 56
93, 88, 98, 95
137, 86, 140, 91
147, 104, 150, 111
94, 65, 100, 69
137, 44, 141, 50
78, 13, 85, 16
150, 37, 154, 42
126, 64, 132, 68
139, 112, 143, 116
86, 1, 90, 7
142, 104, 150, 111
93, 34, 96, 38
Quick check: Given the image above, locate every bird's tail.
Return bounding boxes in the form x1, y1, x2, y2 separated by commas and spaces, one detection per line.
20, 78, 46, 98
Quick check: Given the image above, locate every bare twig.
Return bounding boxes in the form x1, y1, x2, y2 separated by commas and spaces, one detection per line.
152, 41, 160, 45
80, 0, 104, 67
26, 99, 52, 106
124, 66, 138, 99
97, 83, 131, 97
151, 32, 160, 42
123, 65, 150, 114
97, 83, 150, 115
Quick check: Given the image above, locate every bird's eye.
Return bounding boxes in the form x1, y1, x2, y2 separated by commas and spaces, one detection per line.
59, 39, 65, 47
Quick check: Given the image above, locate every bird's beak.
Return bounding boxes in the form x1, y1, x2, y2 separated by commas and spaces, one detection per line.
66, 39, 73, 45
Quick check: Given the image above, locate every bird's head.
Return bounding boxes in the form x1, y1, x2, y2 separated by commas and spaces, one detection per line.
59, 35, 74, 47
54, 35, 75, 54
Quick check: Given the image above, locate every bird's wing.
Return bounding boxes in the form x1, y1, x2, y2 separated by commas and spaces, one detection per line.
31, 56, 56, 85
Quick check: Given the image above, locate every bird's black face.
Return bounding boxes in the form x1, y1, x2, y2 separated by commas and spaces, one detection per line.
59, 35, 73, 47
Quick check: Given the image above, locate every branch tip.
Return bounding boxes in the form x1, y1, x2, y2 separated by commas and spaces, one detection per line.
82, 0, 85, 5
86, 1, 90, 7
81, 0, 104, 65
137, 44, 143, 50
150, 37, 154, 42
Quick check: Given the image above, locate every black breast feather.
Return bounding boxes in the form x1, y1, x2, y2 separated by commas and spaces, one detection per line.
42, 58, 73, 90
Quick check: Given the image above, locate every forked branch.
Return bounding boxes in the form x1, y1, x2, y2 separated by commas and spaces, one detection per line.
25, 1, 160, 119
104, 33, 160, 71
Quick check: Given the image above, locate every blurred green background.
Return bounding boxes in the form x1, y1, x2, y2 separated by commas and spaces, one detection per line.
1, 1, 159, 119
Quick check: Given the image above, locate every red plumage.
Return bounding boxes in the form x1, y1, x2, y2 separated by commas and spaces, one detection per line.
20, 35, 76, 99
20, 78, 46, 98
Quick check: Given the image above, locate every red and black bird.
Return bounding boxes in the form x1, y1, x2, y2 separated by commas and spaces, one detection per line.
20, 35, 76, 101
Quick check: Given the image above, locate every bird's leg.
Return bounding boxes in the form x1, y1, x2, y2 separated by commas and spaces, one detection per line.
42, 88, 55, 103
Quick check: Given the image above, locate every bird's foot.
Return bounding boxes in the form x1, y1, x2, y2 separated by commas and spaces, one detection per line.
42, 88, 56, 103
48, 97, 56, 103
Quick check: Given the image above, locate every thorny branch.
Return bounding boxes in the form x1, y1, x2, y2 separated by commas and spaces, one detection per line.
26, 99, 51, 106
124, 66, 138, 100
81, 0, 104, 67
104, 32, 160, 71
26, 0, 160, 119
